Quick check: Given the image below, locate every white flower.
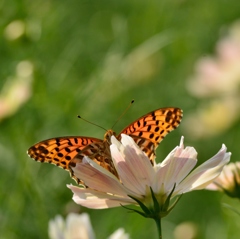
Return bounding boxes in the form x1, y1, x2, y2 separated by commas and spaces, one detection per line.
49, 213, 129, 239
49, 213, 95, 239
67, 134, 230, 216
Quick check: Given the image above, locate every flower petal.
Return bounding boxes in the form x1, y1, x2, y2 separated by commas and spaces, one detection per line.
66, 213, 95, 239
175, 144, 231, 194
67, 185, 134, 209
110, 135, 154, 194
110, 143, 145, 194
154, 137, 197, 193
72, 158, 132, 197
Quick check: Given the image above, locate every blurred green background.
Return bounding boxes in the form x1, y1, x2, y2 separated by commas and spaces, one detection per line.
1, 0, 240, 238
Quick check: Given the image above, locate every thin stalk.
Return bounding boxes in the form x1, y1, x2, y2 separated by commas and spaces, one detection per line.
154, 216, 162, 239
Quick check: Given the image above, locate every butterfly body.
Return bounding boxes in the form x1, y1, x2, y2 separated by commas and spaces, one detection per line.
74, 129, 118, 177
28, 107, 183, 184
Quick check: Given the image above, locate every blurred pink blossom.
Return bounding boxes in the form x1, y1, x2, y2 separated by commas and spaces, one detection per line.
187, 21, 240, 97
0, 61, 33, 121
184, 21, 240, 139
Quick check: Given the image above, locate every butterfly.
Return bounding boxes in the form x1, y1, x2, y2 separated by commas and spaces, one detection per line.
27, 107, 182, 184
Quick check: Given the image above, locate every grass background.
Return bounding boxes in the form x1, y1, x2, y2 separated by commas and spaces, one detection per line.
1, 0, 240, 238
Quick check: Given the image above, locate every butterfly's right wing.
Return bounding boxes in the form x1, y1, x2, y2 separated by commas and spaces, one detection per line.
119, 107, 183, 162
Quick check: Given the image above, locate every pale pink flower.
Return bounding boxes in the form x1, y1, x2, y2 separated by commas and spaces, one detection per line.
206, 162, 240, 198
67, 134, 230, 214
49, 213, 129, 239
184, 21, 240, 139
49, 213, 95, 239
187, 21, 240, 97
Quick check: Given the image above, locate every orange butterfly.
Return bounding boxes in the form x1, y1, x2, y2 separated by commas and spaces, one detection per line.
27, 107, 182, 184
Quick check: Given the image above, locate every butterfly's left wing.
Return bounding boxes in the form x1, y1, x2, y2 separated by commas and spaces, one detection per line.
119, 107, 183, 163
27, 136, 103, 183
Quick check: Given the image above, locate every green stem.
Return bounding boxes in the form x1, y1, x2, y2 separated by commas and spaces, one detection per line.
154, 216, 162, 239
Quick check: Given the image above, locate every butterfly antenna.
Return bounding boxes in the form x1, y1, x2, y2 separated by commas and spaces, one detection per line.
77, 115, 108, 132
111, 99, 135, 129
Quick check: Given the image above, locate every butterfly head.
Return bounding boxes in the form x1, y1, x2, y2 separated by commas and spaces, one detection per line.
104, 129, 117, 144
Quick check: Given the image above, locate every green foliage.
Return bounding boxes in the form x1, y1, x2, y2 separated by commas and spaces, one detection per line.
1, 0, 240, 238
